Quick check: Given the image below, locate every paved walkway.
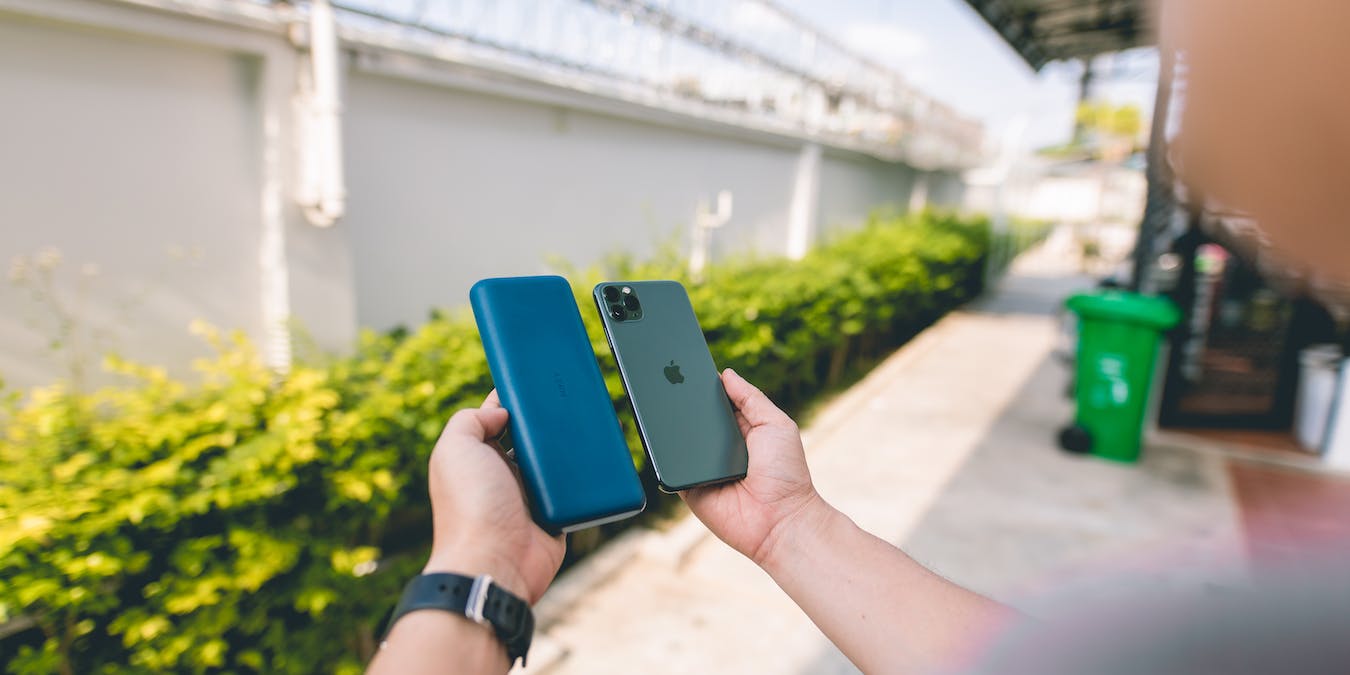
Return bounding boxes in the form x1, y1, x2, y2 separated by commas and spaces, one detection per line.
522, 229, 1247, 674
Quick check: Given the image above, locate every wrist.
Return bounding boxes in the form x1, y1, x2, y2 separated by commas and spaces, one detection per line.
424, 547, 529, 603
754, 492, 837, 573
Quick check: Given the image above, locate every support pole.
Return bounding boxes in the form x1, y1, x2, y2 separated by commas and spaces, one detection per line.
1130, 46, 1177, 293
1072, 56, 1095, 141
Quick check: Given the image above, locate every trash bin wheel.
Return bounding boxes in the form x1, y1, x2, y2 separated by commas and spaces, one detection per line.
1058, 424, 1093, 454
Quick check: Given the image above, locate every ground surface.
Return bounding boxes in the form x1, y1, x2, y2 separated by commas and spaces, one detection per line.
519, 228, 1346, 674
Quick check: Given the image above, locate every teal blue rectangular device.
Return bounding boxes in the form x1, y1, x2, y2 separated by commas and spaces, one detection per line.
469, 275, 645, 533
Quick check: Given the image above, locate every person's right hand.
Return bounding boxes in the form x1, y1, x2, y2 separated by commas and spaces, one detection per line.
682, 369, 826, 566
422, 392, 565, 605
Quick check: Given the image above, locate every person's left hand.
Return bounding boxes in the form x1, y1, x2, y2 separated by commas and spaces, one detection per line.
423, 391, 564, 604
682, 369, 824, 568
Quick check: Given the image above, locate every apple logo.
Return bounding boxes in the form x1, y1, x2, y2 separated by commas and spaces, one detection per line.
663, 360, 685, 384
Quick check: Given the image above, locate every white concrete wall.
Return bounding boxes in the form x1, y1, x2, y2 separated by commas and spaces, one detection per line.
1024, 168, 1145, 225
817, 151, 917, 232
0, 3, 960, 388
343, 72, 791, 329
965, 162, 1144, 227
341, 70, 937, 330
0, 12, 265, 388
926, 170, 968, 210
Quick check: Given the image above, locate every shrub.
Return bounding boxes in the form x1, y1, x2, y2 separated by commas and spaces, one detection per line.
0, 211, 1041, 674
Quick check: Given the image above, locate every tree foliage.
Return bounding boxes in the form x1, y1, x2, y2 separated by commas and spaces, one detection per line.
1075, 101, 1143, 139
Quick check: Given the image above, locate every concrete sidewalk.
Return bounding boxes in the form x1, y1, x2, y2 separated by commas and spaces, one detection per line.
522, 229, 1246, 674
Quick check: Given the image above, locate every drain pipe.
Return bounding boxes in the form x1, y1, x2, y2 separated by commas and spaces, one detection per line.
298, 0, 346, 227
690, 190, 733, 282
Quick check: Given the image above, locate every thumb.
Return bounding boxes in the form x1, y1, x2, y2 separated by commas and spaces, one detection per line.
722, 369, 795, 430
442, 407, 510, 443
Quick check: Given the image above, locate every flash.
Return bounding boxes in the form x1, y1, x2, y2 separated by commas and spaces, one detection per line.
621, 286, 632, 294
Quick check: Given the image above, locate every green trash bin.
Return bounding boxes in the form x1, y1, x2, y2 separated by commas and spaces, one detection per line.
1061, 291, 1180, 463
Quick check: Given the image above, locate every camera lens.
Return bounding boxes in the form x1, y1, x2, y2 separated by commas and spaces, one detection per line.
609, 304, 627, 320
623, 295, 640, 311
603, 286, 620, 302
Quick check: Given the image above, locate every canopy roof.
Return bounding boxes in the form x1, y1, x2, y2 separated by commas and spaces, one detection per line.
961, 0, 1154, 70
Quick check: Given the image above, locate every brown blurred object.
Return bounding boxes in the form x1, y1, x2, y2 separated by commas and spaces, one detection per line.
1165, 0, 1350, 282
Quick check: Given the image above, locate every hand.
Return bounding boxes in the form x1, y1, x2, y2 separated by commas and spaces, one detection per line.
683, 369, 826, 567
423, 391, 565, 604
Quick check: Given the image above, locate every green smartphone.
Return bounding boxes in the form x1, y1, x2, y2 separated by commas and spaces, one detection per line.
593, 280, 748, 492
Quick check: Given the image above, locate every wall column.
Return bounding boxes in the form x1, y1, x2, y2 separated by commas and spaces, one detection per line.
908, 172, 930, 213
786, 142, 821, 259
258, 48, 294, 372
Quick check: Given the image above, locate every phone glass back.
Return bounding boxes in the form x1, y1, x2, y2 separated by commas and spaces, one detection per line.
471, 275, 645, 533
594, 281, 748, 491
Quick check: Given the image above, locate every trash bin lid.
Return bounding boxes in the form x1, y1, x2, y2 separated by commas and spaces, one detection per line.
1066, 291, 1180, 330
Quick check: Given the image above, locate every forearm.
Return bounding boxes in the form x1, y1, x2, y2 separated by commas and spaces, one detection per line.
760, 498, 1012, 673
366, 555, 528, 675
367, 610, 511, 675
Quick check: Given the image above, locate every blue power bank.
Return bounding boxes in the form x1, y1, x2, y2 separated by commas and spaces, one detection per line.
470, 275, 646, 533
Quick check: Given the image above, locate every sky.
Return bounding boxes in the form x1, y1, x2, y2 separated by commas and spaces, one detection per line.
779, 0, 1161, 152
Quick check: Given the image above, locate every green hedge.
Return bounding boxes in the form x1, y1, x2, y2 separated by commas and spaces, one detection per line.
0, 211, 1040, 674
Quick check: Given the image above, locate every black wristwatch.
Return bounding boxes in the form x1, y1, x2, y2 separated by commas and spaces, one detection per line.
382, 572, 534, 667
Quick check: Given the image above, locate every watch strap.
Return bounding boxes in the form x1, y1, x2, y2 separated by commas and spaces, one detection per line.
383, 572, 534, 666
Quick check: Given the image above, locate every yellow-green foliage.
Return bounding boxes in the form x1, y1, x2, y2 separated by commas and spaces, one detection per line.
1074, 101, 1143, 139
0, 211, 1041, 673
